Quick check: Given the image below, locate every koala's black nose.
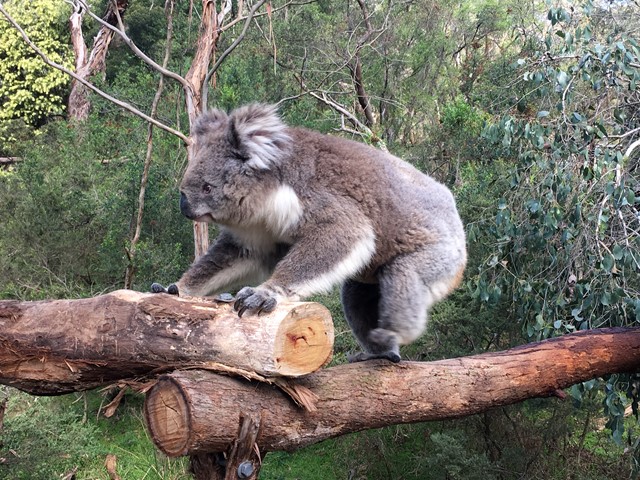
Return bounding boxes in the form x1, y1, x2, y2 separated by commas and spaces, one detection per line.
179, 192, 191, 218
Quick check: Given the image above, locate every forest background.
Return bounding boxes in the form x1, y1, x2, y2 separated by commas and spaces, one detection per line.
0, 0, 639, 478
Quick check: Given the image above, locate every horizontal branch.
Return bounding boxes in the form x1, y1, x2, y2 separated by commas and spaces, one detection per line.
0, 290, 334, 395
145, 327, 640, 455
0, 157, 21, 166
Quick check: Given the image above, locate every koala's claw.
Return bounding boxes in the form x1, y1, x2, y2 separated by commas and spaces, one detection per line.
150, 283, 179, 295
233, 287, 278, 317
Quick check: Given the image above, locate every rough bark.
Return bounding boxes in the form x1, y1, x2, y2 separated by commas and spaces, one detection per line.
188, 414, 262, 480
0, 157, 20, 167
184, 0, 218, 120
145, 327, 640, 456
349, 54, 375, 128
0, 290, 334, 395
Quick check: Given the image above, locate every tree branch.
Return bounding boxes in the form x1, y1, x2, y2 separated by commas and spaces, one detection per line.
0, 290, 334, 394
295, 75, 388, 151
145, 326, 640, 455
74, 0, 190, 92
124, 0, 176, 290
0, 3, 189, 144
202, 0, 268, 109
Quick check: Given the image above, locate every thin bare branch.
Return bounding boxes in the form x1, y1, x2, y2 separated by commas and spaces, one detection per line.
0, 3, 189, 144
608, 126, 640, 139
75, 0, 190, 92
218, 0, 233, 25
202, 0, 268, 109
296, 75, 388, 152
624, 138, 640, 160
219, 0, 316, 33
125, 0, 176, 289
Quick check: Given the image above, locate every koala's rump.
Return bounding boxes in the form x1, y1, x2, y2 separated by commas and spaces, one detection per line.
286, 128, 465, 274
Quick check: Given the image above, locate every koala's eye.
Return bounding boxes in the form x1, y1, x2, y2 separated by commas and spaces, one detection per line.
202, 183, 212, 194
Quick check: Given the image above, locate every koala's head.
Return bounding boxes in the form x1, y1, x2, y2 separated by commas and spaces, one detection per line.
180, 104, 291, 226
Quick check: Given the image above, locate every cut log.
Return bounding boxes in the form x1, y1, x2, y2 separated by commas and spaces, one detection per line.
144, 326, 640, 456
0, 290, 333, 395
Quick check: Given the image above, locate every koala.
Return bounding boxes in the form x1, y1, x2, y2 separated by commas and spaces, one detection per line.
152, 104, 467, 363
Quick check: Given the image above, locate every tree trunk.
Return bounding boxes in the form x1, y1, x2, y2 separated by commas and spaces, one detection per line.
0, 290, 333, 395
68, 1, 129, 121
124, 0, 176, 290
349, 54, 375, 128
145, 327, 640, 456
184, 0, 221, 258
188, 140, 212, 259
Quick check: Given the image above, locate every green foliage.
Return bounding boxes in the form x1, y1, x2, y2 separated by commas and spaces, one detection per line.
476, 1, 640, 341
262, 423, 498, 480
472, 2, 640, 447
441, 97, 486, 135
0, 0, 72, 153
0, 117, 192, 300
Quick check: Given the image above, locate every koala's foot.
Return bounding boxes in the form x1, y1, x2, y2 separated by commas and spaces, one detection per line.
347, 327, 401, 363
150, 283, 179, 295
233, 286, 278, 317
347, 351, 401, 363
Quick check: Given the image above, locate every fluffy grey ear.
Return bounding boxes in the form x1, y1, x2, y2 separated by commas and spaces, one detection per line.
193, 109, 228, 137
228, 104, 291, 170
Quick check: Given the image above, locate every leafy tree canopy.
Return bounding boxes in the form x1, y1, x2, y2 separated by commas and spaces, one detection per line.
0, 0, 72, 150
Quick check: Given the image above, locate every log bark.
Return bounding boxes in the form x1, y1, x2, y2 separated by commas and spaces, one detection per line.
145, 327, 640, 456
0, 290, 333, 395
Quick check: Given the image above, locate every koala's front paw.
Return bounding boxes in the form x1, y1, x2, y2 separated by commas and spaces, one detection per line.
233, 286, 278, 317
150, 283, 179, 295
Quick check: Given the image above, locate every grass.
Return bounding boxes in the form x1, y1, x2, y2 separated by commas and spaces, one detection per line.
0, 386, 635, 480
0, 388, 189, 480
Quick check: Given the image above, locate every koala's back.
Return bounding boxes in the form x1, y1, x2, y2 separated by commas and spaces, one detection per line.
283, 128, 466, 269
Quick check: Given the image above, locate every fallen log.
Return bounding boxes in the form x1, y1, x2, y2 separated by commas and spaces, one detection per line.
145, 326, 640, 456
0, 290, 334, 394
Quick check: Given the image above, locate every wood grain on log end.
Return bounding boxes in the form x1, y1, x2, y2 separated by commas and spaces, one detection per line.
144, 376, 191, 457
274, 303, 334, 376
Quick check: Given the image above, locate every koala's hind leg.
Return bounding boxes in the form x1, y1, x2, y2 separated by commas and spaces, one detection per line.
366, 249, 464, 361
341, 280, 401, 363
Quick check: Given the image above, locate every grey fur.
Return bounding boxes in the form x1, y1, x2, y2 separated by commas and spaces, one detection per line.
162, 103, 467, 362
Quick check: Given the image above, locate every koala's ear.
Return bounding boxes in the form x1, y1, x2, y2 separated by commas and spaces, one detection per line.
227, 117, 243, 151
193, 109, 228, 137
228, 104, 291, 170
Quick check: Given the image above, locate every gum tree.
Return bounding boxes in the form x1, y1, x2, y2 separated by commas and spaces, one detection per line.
476, 0, 640, 443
